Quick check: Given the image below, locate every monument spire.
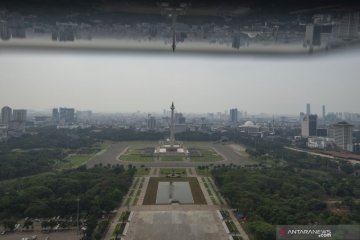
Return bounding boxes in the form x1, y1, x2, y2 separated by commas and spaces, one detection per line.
170, 102, 175, 145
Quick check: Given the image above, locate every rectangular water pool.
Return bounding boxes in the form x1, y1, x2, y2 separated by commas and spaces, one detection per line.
156, 181, 194, 204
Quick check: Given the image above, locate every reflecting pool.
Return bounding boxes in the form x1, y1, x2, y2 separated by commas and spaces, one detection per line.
156, 181, 194, 204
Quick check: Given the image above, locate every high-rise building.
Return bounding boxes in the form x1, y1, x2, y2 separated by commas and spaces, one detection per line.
59, 108, 75, 124
175, 113, 186, 124
306, 103, 311, 115
299, 112, 305, 122
230, 108, 238, 123
232, 35, 240, 49
301, 114, 317, 137
328, 121, 354, 152
0, 20, 10, 40
304, 24, 321, 49
52, 108, 59, 122
1, 106, 12, 124
12, 109, 27, 122
322, 105, 326, 119
332, 12, 359, 40
147, 115, 156, 130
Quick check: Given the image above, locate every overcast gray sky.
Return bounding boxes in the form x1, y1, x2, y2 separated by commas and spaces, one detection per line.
0, 50, 359, 115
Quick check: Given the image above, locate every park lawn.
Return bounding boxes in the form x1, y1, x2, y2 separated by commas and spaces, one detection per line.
120, 147, 155, 162
160, 168, 187, 176
60, 153, 94, 169
135, 167, 150, 176
160, 156, 184, 161
226, 220, 239, 234
210, 196, 218, 205
100, 142, 111, 148
118, 211, 131, 222
220, 210, 230, 220
125, 197, 132, 206
196, 167, 213, 176
209, 180, 225, 205
113, 222, 127, 236
58, 143, 111, 169
190, 147, 223, 162
129, 189, 135, 197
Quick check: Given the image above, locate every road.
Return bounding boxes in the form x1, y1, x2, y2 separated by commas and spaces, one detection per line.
87, 142, 129, 168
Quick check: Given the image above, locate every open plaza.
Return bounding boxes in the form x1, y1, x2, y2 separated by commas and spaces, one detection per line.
2, 139, 255, 240
103, 165, 250, 240
87, 139, 255, 240
81, 131, 255, 240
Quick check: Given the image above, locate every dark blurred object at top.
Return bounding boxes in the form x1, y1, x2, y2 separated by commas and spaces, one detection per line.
1, 0, 360, 55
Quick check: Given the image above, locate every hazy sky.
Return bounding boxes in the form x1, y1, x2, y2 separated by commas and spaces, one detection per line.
0, 50, 359, 115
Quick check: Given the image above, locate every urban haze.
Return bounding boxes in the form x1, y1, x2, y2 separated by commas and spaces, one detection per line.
1, 1, 360, 240
1, 50, 360, 115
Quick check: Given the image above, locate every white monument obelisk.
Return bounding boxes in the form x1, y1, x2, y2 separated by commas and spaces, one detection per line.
170, 102, 175, 146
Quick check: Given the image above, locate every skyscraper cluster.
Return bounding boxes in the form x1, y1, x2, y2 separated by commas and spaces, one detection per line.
0, 106, 27, 137
301, 103, 354, 152
52, 107, 75, 124
229, 108, 238, 123
1, 106, 27, 123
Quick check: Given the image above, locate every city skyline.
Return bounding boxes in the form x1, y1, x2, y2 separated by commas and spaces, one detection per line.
1, 49, 360, 115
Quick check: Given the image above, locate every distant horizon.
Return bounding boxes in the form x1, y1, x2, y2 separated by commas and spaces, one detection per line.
1, 50, 360, 116
3, 106, 355, 119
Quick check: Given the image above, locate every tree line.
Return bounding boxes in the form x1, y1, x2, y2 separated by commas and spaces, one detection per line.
0, 165, 135, 239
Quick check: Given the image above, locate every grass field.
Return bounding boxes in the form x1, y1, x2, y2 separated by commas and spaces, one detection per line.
125, 197, 132, 206
226, 220, 239, 234
118, 211, 131, 222
196, 167, 213, 176
210, 196, 218, 205
60, 154, 94, 168
159, 168, 187, 176
113, 222, 127, 236
135, 167, 150, 176
58, 142, 111, 169
190, 147, 223, 162
220, 210, 230, 220
160, 156, 184, 161
120, 147, 155, 162
143, 177, 207, 205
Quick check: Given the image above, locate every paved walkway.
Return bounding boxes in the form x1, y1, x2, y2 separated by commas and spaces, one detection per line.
229, 211, 250, 240
136, 177, 149, 206
197, 176, 213, 205
103, 165, 250, 240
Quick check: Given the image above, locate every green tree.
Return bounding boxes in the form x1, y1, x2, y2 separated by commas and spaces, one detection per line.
248, 221, 275, 240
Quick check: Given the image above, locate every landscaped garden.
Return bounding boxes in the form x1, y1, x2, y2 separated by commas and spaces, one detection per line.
160, 156, 184, 161
159, 168, 187, 177
189, 147, 223, 162
226, 220, 239, 234
58, 142, 111, 169
120, 147, 155, 162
